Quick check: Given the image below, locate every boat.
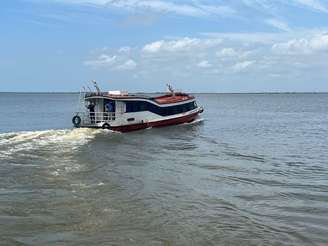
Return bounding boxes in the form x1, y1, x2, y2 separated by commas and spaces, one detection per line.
72, 81, 204, 132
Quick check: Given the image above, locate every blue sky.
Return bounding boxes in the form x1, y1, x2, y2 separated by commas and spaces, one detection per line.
1, 0, 328, 92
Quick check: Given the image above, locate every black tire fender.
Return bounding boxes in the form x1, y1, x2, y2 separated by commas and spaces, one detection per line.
102, 123, 110, 129
72, 115, 81, 127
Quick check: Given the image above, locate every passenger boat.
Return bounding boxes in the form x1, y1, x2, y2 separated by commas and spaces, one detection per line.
72, 81, 204, 132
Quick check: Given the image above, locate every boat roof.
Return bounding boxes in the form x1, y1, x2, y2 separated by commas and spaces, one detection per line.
84, 92, 194, 105
153, 94, 194, 104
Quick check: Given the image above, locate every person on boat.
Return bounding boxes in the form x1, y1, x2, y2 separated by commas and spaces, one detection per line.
105, 101, 114, 112
87, 102, 95, 124
104, 102, 111, 121
105, 102, 110, 112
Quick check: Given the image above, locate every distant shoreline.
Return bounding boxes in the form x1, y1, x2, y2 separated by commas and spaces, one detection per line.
0, 92, 327, 94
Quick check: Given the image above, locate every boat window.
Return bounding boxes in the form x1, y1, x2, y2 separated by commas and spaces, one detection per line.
139, 102, 148, 111
162, 107, 169, 116
182, 104, 187, 113
124, 100, 196, 116
134, 103, 139, 112
172, 106, 178, 115
126, 102, 138, 112
179, 105, 184, 113
149, 103, 157, 113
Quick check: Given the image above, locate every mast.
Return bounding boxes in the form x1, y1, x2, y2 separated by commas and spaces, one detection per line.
91, 80, 101, 95
166, 83, 176, 96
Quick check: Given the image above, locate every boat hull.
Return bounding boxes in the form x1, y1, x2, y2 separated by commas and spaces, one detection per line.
78, 112, 201, 132
110, 110, 201, 132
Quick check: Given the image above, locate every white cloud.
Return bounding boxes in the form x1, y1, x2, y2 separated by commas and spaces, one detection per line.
217, 48, 238, 57
84, 30, 328, 88
116, 59, 137, 70
84, 54, 117, 68
293, 0, 328, 13
118, 46, 131, 53
84, 52, 137, 70
232, 60, 255, 72
310, 33, 328, 50
265, 19, 291, 32
272, 33, 328, 54
52, 0, 236, 18
242, 0, 328, 14
203, 32, 289, 45
216, 47, 253, 61
197, 60, 212, 68
142, 40, 164, 53
142, 37, 222, 53
272, 39, 310, 54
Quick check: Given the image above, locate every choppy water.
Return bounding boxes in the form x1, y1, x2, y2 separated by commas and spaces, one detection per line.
0, 93, 327, 246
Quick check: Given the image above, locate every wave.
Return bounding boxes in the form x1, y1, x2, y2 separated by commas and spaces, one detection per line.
183, 118, 204, 125
0, 128, 105, 159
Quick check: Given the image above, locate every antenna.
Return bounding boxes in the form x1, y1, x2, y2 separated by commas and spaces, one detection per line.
91, 80, 101, 94
166, 83, 175, 96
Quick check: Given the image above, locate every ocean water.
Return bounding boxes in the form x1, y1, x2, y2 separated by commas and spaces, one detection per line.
0, 93, 327, 246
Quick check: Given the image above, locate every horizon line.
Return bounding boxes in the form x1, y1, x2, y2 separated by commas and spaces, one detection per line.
0, 91, 328, 94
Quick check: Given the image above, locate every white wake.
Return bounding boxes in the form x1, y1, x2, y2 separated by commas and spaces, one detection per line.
0, 128, 104, 159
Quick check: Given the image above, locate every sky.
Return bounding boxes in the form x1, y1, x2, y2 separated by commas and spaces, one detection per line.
1, 0, 328, 92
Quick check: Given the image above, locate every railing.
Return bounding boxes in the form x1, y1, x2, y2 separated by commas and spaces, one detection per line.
85, 92, 108, 97
77, 112, 116, 125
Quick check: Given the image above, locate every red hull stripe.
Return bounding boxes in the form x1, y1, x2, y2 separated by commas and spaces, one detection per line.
111, 111, 200, 132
